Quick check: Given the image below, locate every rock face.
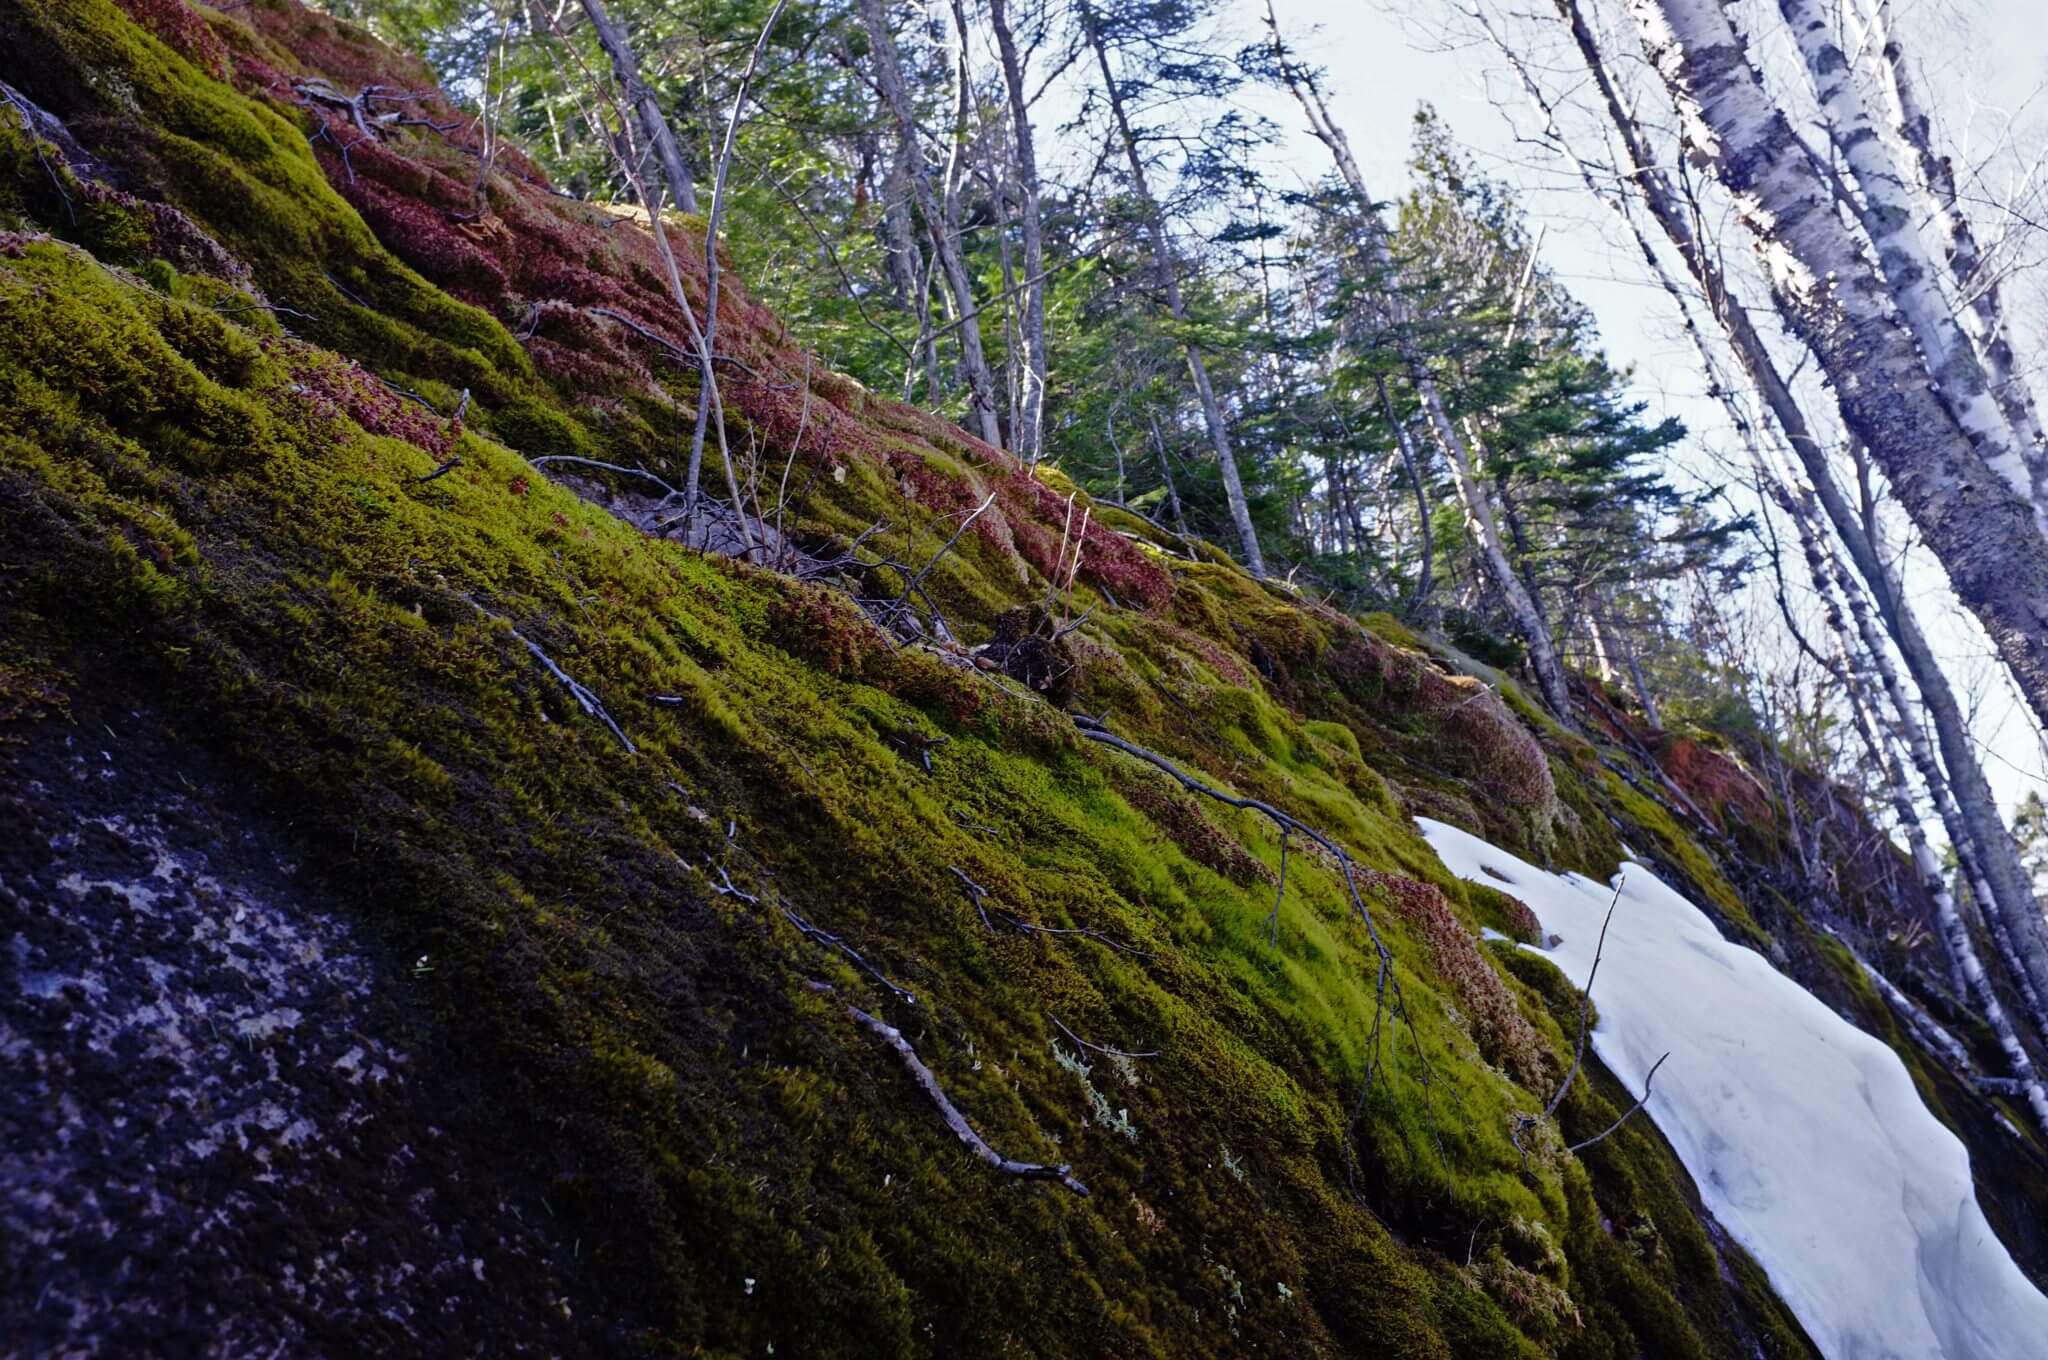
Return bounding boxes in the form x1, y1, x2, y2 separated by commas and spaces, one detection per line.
2, 711, 587, 1357
0, 1, 2039, 1355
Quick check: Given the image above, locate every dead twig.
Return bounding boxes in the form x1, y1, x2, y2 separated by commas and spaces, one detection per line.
1049, 1013, 1158, 1060
416, 458, 462, 484
782, 904, 918, 1007
1545, 875, 1624, 1121
947, 865, 1150, 956
848, 1004, 1088, 1195
893, 493, 996, 617
1068, 713, 1441, 1163
1567, 1052, 1669, 1154
948, 865, 997, 930
472, 600, 635, 753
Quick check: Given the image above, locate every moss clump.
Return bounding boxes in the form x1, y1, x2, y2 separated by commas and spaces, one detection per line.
0, 2, 1851, 1354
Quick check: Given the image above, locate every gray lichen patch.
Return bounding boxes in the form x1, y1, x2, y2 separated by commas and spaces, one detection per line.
0, 721, 587, 1358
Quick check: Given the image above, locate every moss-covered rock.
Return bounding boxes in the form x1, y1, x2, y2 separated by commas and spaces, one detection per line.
0, 2, 2028, 1354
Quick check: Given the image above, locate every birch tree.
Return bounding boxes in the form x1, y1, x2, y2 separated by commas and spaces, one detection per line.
987, 0, 1049, 463
1503, 0, 2048, 1013
1611, 0, 2048, 758
1774, 0, 2048, 524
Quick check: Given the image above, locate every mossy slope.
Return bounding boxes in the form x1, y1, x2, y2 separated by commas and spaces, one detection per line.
0, 2, 2015, 1354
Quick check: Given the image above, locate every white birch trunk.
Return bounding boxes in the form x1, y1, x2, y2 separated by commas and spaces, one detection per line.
1854, 0, 2048, 483
987, 0, 1048, 465
1774, 0, 2046, 530
1621, 0, 2048, 747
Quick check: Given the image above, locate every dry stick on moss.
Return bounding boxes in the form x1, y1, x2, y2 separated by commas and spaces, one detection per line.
471, 600, 636, 753
948, 865, 1151, 956
890, 493, 996, 631
781, 904, 918, 1006
529, 454, 682, 503
1567, 1052, 1670, 1155
1069, 714, 1440, 1152
1545, 874, 1624, 1121
416, 458, 462, 483
847, 1004, 1089, 1195
948, 865, 997, 929
1265, 826, 1290, 946
1, 84, 74, 225
1049, 1013, 1159, 1060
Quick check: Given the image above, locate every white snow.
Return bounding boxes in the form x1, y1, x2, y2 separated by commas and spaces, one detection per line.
1416, 817, 2048, 1360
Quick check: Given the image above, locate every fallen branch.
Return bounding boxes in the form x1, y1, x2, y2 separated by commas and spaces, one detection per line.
781, 904, 917, 1007
1545, 875, 1624, 1120
946, 865, 1150, 956
949, 865, 997, 930
530, 453, 682, 502
472, 600, 636, 753
848, 1004, 1088, 1195
1069, 714, 1436, 1135
1568, 1052, 1669, 1154
893, 493, 996, 618
416, 458, 462, 484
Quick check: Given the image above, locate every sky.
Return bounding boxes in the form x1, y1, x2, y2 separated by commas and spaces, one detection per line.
1234, 0, 2048, 818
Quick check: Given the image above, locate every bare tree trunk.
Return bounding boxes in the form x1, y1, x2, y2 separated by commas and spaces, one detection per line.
879, 100, 942, 402
577, 0, 696, 212
1769, 463, 2048, 1120
862, 0, 1002, 447
1529, 0, 2048, 1012
1377, 376, 1434, 619
1774, 0, 2045, 525
987, 0, 1048, 464
1856, 0, 2048, 476
1080, 3, 1264, 574
1264, 0, 1570, 718
1146, 411, 1187, 536
1620, 0, 2048, 752
1841, 658, 2048, 1134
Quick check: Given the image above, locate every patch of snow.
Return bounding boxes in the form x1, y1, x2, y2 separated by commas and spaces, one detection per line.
1417, 817, 2048, 1360
1478, 926, 1512, 943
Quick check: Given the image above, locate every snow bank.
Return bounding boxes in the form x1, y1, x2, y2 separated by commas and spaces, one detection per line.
1416, 818, 2048, 1360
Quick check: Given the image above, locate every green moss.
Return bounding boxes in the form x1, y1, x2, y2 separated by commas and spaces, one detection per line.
0, 3, 1843, 1352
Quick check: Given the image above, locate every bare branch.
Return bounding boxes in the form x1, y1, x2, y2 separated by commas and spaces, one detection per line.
848, 1004, 1089, 1195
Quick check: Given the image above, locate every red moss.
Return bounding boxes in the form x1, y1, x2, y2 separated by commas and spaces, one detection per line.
270, 339, 459, 457
116, 0, 228, 77
1659, 735, 1773, 832
1366, 871, 1549, 1089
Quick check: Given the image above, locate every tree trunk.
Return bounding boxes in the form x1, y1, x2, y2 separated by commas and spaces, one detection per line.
987, 0, 1048, 464
1774, 0, 2045, 527
1856, 0, 2048, 477
1534, 0, 2048, 1012
1081, 2, 1265, 576
1263, 0, 1570, 718
878, 103, 942, 402
577, 0, 696, 213
861, 0, 1002, 447
1621, 0, 2048, 750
